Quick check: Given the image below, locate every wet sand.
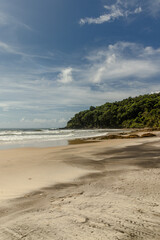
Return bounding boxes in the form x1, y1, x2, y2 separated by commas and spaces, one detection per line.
0, 133, 160, 239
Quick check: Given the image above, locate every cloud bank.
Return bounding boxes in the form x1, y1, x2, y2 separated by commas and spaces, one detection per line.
85, 42, 160, 84
0, 0, 160, 128
1, 42, 160, 111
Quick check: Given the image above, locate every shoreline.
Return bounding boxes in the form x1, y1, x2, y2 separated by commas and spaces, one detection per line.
0, 129, 159, 202
0, 127, 156, 150
0, 131, 159, 239
0, 128, 121, 150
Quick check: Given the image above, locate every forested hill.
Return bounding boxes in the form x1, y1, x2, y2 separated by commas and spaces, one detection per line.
66, 93, 160, 129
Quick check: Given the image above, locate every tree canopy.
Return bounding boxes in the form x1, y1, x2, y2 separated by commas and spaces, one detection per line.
66, 93, 160, 129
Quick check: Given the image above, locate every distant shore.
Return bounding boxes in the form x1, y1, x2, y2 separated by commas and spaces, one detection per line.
0, 130, 159, 239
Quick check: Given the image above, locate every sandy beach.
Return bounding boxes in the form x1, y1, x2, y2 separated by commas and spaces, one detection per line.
0, 133, 160, 240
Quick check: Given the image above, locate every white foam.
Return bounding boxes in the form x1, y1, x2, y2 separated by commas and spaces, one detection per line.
0, 128, 123, 148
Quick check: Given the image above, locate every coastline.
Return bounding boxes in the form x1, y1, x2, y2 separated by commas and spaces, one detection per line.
0, 128, 122, 150
0, 131, 159, 239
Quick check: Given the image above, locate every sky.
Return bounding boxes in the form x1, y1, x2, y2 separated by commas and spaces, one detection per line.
0, 0, 160, 128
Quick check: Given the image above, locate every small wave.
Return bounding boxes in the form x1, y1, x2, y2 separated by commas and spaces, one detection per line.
0, 128, 120, 148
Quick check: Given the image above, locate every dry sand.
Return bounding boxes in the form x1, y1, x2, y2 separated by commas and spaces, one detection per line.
0, 133, 160, 239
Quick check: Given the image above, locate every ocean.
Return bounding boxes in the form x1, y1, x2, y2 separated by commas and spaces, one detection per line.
0, 128, 124, 149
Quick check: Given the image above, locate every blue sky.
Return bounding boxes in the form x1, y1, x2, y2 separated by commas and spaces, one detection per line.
0, 0, 160, 128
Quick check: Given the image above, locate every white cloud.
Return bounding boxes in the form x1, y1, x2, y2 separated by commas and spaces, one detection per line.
0, 41, 16, 54
1, 41, 159, 108
0, 41, 53, 60
0, 39, 160, 127
79, 0, 160, 25
19, 117, 58, 128
93, 59, 158, 83
58, 118, 67, 124
147, 0, 160, 16
57, 67, 73, 84
33, 118, 57, 124
84, 42, 160, 85
79, 1, 142, 25
0, 11, 32, 30
20, 118, 57, 124
134, 7, 142, 14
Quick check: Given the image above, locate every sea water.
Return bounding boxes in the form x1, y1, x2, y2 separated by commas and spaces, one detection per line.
0, 128, 123, 149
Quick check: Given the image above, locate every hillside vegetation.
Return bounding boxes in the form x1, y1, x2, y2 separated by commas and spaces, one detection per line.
66, 93, 160, 129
